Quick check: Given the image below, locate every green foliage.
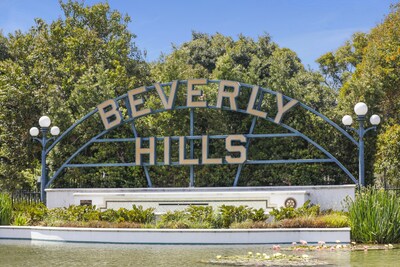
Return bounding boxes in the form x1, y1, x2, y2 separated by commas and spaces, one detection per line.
346, 187, 400, 243
374, 123, 400, 188
0, 0, 149, 190
0, 193, 12, 225
127, 205, 156, 224
269, 200, 320, 221
12, 213, 29, 226
318, 213, 349, 228
12, 201, 48, 224
218, 205, 256, 228
269, 207, 296, 221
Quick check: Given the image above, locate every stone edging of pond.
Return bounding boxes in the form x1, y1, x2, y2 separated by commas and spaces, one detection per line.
0, 226, 349, 244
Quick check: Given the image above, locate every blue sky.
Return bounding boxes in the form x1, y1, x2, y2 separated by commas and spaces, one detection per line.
0, 0, 397, 69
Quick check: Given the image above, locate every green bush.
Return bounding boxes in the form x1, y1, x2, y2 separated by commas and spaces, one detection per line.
218, 205, 256, 228
128, 205, 155, 224
269, 200, 320, 221
0, 193, 12, 225
317, 213, 349, 228
346, 187, 400, 243
13, 201, 48, 224
12, 213, 29, 226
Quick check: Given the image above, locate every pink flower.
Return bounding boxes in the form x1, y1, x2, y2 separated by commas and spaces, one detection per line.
273, 245, 281, 250
292, 242, 297, 246
318, 241, 325, 245
300, 240, 308, 245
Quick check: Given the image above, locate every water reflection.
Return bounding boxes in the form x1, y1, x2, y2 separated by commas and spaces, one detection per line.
0, 240, 398, 267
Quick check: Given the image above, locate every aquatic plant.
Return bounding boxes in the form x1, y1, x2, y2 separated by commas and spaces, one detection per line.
0, 193, 12, 225
346, 187, 400, 243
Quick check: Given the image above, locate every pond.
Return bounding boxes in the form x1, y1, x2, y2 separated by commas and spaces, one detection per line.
0, 240, 399, 266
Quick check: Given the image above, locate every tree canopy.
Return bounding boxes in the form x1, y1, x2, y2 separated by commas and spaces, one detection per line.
1, 1, 399, 190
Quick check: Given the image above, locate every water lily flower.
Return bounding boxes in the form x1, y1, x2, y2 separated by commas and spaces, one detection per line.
256, 253, 261, 257
363, 246, 369, 251
248, 252, 253, 256
336, 240, 341, 243
330, 247, 335, 251
318, 241, 325, 245
216, 255, 222, 259
388, 244, 394, 249
300, 240, 308, 245
302, 254, 309, 259
273, 252, 282, 257
292, 241, 297, 245
351, 241, 356, 245
272, 245, 281, 250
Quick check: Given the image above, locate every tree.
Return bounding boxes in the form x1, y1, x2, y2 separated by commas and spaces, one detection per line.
0, 1, 150, 190
375, 123, 400, 188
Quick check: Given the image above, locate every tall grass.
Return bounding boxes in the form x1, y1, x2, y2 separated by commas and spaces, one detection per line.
346, 187, 400, 244
0, 193, 12, 225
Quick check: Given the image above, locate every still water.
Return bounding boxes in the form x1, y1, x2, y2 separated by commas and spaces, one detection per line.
0, 240, 399, 267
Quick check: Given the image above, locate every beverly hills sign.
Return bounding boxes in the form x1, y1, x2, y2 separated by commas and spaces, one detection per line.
97, 79, 299, 166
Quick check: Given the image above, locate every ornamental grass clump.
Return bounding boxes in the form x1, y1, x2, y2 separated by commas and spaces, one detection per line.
346, 187, 400, 244
0, 193, 12, 225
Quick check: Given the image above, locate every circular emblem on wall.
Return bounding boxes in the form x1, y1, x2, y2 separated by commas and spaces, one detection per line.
284, 197, 297, 208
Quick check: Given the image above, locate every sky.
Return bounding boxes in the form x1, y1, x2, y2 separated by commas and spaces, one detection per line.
0, 0, 397, 69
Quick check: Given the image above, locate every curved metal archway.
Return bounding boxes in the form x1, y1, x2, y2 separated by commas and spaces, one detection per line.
44, 80, 358, 190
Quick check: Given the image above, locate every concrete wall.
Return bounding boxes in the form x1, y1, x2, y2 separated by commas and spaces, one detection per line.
0, 226, 350, 244
46, 185, 355, 212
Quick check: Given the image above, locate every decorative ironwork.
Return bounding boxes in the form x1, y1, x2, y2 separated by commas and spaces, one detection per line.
36, 80, 361, 202
284, 198, 297, 208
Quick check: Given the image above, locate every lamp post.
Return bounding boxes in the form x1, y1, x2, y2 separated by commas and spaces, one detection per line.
342, 102, 381, 186
29, 116, 60, 203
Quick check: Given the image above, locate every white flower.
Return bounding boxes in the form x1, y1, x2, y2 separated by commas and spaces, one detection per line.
336, 240, 341, 243
302, 254, 309, 259
216, 255, 222, 259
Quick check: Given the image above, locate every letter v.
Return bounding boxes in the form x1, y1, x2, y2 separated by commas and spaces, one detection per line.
155, 80, 178, 110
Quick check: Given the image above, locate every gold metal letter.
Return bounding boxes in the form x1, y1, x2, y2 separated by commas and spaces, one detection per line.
164, 137, 171, 165
225, 135, 247, 164
246, 86, 267, 118
155, 80, 178, 110
179, 136, 199, 165
187, 79, 207, 107
97, 99, 122, 130
274, 92, 298, 124
201, 136, 222, 164
216, 80, 240, 111
135, 137, 156, 165
127, 86, 152, 118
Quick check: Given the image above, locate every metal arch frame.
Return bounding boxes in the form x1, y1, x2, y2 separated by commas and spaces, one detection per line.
44, 80, 359, 190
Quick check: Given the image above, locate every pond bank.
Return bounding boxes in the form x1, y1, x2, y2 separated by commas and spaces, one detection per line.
0, 226, 349, 244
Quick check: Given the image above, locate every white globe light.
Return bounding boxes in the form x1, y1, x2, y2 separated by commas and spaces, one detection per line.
354, 102, 368, 116
342, 115, 353, 126
50, 126, 60, 136
39, 116, 51, 128
29, 127, 39, 137
370, 114, 381, 125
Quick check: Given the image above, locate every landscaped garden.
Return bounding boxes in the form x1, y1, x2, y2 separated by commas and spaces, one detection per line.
2, 187, 400, 245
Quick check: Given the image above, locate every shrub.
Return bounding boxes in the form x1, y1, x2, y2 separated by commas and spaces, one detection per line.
269, 200, 320, 221
317, 213, 349, 228
12, 213, 29, 226
346, 187, 400, 243
218, 205, 255, 228
13, 201, 48, 224
0, 193, 12, 225
128, 205, 155, 224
